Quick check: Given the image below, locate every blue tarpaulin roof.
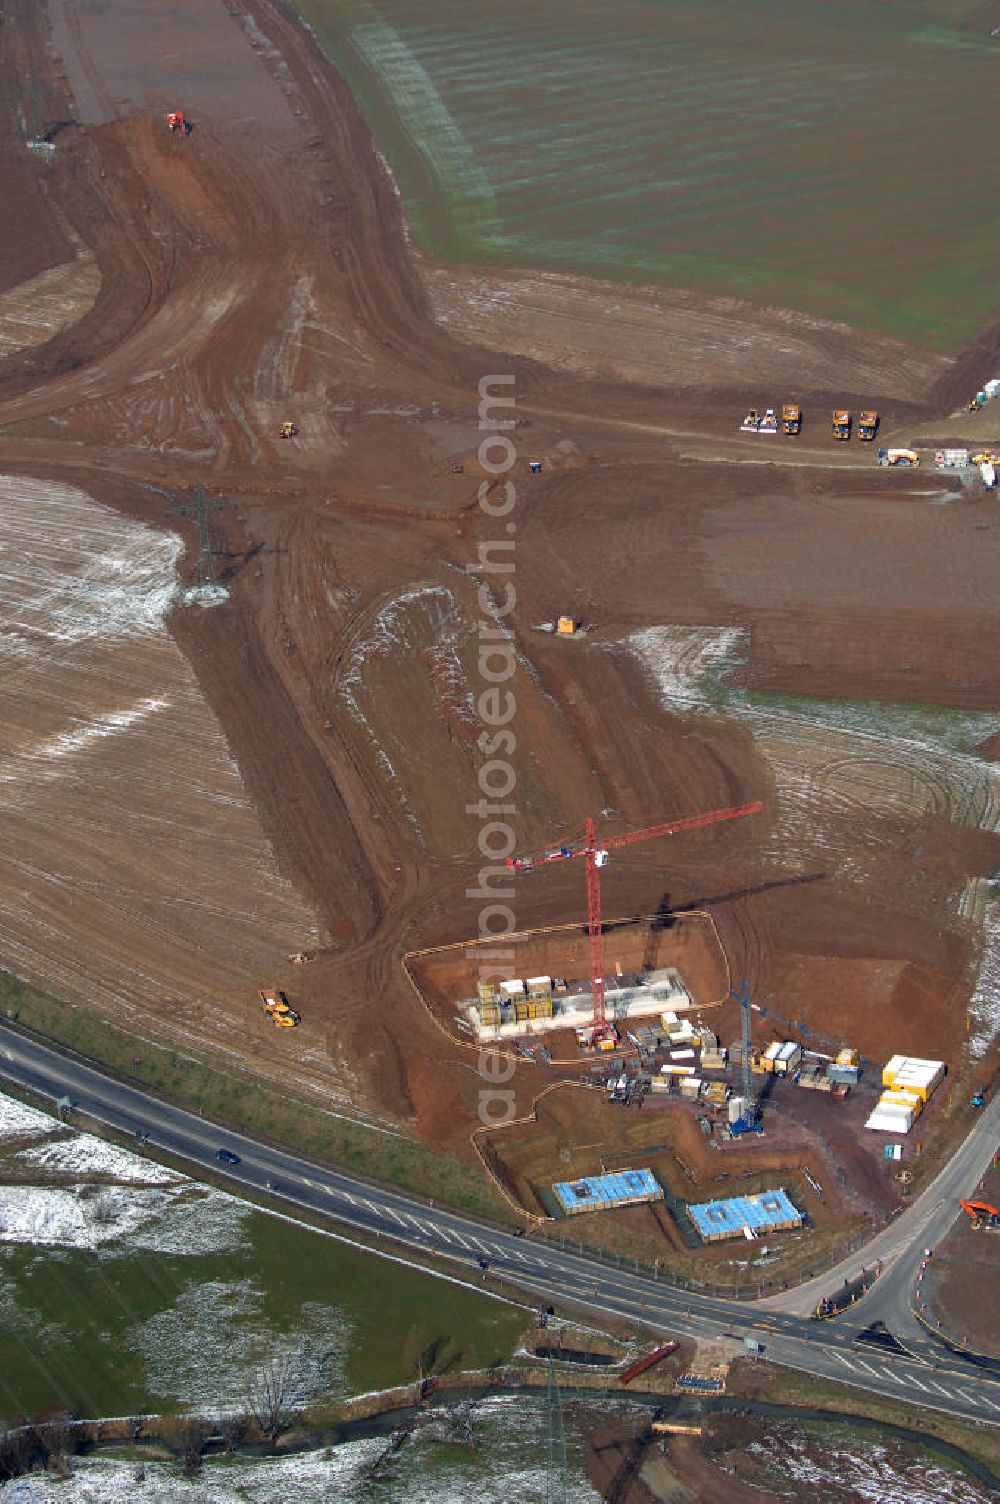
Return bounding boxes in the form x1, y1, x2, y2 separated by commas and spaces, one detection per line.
688, 1188, 801, 1240
552, 1167, 662, 1214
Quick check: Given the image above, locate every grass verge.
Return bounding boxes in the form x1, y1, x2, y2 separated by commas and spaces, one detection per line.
729, 1360, 1000, 1476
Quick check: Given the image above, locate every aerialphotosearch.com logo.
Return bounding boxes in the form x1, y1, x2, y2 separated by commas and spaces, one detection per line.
469, 374, 520, 1129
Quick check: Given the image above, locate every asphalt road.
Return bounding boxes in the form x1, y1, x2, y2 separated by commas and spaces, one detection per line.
2, 1025, 999, 1428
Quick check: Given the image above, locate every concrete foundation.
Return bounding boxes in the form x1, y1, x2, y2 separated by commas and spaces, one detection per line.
463, 968, 692, 1042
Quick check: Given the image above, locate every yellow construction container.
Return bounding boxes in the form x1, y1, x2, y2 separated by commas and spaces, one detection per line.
597, 1036, 616, 1053
837, 1047, 859, 1068
513, 996, 553, 1022
479, 998, 503, 1027
882, 1054, 905, 1088
556, 616, 577, 636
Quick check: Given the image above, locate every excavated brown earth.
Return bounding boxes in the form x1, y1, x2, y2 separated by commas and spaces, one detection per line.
0, 0, 998, 1186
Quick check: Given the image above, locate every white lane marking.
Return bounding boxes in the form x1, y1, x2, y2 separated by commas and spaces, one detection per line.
832, 1352, 857, 1371
383, 1207, 408, 1226
899, 1371, 932, 1393
851, 1358, 882, 1377
925, 1379, 957, 1398
976, 1393, 1000, 1412
336, 1190, 358, 1205
413, 1218, 444, 1239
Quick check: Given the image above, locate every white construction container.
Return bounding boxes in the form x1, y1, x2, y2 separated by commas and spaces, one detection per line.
660, 1063, 695, 1077
679, 1076, 702, 1099
882, 1089, 922, 1117
670, 1048, 696, 1061
866, 1105, 913, 1133
777, 1041, 802, 1073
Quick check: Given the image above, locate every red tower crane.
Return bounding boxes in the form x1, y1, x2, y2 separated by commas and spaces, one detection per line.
506, 801, 763, 1045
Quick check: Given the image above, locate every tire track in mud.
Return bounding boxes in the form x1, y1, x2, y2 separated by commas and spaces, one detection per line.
58, 0, 121, 126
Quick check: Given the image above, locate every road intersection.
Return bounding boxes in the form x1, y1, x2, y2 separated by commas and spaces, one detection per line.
2, 1024, 998, 1426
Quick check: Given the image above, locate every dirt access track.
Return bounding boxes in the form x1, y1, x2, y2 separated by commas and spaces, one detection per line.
1, 0, 999, 1196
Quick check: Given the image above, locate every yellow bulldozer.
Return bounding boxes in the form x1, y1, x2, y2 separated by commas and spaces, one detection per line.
260, 989, 300, 1028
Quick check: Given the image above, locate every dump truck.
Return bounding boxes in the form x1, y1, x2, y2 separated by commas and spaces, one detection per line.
781, 403, 802, 435
878, 448, 920, 468
857, 411, 878, 441
832, 410, 851, 441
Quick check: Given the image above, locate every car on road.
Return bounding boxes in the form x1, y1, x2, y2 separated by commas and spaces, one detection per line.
216, 1149, 241, 1166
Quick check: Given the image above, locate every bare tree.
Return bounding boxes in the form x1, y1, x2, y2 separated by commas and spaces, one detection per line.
166, 1414, 210, 1477
246, 1355, 294, 1444
40, 1412, 76, 1476
218, 1411, 250, 1454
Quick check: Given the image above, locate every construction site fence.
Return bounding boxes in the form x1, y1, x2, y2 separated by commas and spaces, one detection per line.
534, 1220, 879, 1304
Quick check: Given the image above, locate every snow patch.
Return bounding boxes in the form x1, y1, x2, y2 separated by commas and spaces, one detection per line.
747, 1431, 991, 1503
131, 1282, 349, 1411
0, 1184, 176, 1250
15, 1134, 185, 1185
117, 1188, 249, 1258
0, 1092, 57, 1141
0, 477, 182, 649
628, 624, 746, 709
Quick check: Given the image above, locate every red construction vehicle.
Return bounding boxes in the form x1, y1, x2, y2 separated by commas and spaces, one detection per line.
959, 1199, 1000, 1229
506, 801, 763, 1047
166, 111, 186, 134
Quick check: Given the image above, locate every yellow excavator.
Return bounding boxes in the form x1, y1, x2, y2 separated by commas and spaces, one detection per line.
260, 989, 300, 1029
